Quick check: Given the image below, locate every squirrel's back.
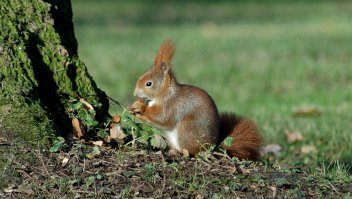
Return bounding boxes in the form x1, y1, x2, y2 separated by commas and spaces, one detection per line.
168, 84, 220, 154
175, 84, 219, 118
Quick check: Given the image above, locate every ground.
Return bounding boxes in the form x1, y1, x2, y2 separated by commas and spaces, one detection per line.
1, 130, 351, 198
2, 0, 352, 198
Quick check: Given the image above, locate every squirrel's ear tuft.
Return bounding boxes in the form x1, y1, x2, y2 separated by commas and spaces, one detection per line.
154, 39, 175, 70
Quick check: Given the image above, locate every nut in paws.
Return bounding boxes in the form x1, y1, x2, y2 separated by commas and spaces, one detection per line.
129, 100, 146, 115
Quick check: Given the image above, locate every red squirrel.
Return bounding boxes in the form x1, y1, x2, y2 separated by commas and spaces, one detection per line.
129, 40, 262, 160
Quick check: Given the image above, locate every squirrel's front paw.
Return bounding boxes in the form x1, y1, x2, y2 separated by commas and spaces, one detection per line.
129, 100, 146, 115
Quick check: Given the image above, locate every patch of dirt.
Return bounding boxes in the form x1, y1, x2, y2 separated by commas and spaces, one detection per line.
1, 131, 351, 198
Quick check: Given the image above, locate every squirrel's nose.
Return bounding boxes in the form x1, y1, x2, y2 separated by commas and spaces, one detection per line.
133, 88, 139, 97
133, 88, 143, 98
134, 89, 147, 99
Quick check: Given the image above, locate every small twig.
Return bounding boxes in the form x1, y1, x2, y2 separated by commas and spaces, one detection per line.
11, 159, 37, 178
124, 136, 143, 146
106, 170, 123, 177
161, 170, 166, 191
84, 170, 96, 175
74, 153, 80, 163
83, 158, 86, 172
75, 190, 95, 194
94, 180, 97, 197
198, 159, 211, 167
328, 181, 340, 194
212, 151, 231, 160
99, 160, 115, 165
16, 169, 32, 178
74, 92, 81, 99
106, 95, 129, 111
146, 182, 154, 190
58, 171, 69, 178
31, 143, 49, 175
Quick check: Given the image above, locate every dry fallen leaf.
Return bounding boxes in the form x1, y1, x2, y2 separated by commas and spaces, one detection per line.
72, 118, 86, 139
62, 157, 69, 166
112, 115, 121, 123
285, 131, 303, 143
226, 165, 238, 174
300, 145, 317, 154
109, 122, 116, 129
109, 125, 126, 140
195, 194, 204, 199
4, 185, 15, 193
249, 184, 259, 189
79, 98, 95, 113
16, 185, 34, 195
268, 186, 277, 198
260, 144, 282, 157
293, 107, 322, 117
182, 149, 190, 157
240, 167, 252, 174
93, 140, 104, 146
4, 184, 34, 195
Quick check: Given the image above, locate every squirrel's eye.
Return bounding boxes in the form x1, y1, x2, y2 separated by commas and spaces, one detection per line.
145, 81, 153, 87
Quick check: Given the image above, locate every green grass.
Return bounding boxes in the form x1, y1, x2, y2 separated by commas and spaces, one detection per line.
72, 0, 352, 167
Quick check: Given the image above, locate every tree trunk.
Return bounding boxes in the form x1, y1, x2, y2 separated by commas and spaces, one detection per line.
0, 0, 109, 145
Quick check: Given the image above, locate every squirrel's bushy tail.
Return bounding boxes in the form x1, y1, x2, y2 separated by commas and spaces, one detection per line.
219, 113, 262, 161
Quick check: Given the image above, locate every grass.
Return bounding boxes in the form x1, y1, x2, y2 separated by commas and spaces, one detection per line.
1, 142, 351, 198
72, 0, 352, 167
2, 1, 352, 198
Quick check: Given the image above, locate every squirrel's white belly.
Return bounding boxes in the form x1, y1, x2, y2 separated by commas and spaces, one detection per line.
165, 129, 181, 151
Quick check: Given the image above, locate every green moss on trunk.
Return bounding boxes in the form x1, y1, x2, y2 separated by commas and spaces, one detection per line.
0, 0, 109, 144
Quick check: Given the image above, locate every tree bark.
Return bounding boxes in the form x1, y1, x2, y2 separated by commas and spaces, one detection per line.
0, 0, 109, 144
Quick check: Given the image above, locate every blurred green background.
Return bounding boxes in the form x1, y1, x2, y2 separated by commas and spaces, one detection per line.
72, 0, 352, 165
